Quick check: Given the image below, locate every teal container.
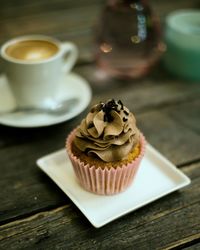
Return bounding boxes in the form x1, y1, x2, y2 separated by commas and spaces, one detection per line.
164, 10, 200, 81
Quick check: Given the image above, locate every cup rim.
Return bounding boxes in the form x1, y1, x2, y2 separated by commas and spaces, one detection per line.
0, 35, 64, 64
166, 9, 200, 37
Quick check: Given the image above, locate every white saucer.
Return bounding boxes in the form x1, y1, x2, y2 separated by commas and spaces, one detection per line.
0, 73, 92, 128
37, 144, 190, 228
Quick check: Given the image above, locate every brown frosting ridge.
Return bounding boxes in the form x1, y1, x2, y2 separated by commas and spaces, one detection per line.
74, 99, 140, 162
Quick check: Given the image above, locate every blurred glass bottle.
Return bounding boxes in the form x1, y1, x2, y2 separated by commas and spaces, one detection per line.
95, 0, 164, 79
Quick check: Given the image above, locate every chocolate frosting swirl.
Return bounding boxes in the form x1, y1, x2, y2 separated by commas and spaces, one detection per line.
74, 100, 140, 162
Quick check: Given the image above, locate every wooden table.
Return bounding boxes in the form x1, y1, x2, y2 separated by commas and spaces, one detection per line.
0, 1, 200, 249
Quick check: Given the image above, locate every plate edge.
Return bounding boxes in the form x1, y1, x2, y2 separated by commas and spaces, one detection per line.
36, 144, 191, 228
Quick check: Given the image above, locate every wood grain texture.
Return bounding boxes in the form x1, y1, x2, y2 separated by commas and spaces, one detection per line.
182, 242, 200, 250
0, 105, 199, 224
164, 99, 200, 135
75, 64, 200, 113
137, 111, 200, 166
0, 0, 199, 63
0, 163, 199, 250
0, 5, 100, 65
1, 64, 200, 149
0, 114, 87, 224
0, 0, 200, 249
0, 62, 200, 224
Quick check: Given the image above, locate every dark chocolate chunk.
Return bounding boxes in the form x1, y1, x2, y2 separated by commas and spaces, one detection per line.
100, 99, 126, 123
123, 117, 128, 122
124, 110, 129, 116
118, 100, 124, 110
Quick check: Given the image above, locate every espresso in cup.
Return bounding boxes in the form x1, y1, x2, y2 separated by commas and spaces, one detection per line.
5, 40, 59, 62
0, 35, 78, 108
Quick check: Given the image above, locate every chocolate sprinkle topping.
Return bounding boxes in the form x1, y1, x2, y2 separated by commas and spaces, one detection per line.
93, 99, 128, 123
123, 117, 128, 122
124, 110, 129, 116
101, 99, 118, 122
118, 100, 124, 110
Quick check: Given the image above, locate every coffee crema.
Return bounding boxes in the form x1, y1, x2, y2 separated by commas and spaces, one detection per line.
5, 40, 59, 61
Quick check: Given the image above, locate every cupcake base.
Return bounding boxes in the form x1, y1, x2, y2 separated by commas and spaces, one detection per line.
66, 129, 146, 195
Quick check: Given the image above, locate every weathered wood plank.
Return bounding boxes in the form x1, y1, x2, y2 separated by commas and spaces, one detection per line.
0, 6, 98, 36
0, 107, 88, 149
75, 64, 200, 112
137, 111, 200, 166
0, 62, 200, 224
0, 6, 100, 45
182, 242, 200, 250
0, 163, 199, 250
0, 112, 88, 224
0, 107, 199, 224
0, 0, 199, 63
164, 99, 200, 135
1, 63, 200, 149
0, 8, 97, 64
0, 0, 198, 20
0, 0, 103, 18
0, 1, 199, 249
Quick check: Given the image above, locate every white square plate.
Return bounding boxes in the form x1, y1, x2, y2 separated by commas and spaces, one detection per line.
37, 144, 190, 228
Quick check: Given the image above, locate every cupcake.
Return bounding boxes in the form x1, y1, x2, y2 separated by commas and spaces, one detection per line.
66, 99, 146, 195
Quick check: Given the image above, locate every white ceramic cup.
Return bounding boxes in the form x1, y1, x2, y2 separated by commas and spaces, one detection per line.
0, 35, 78, 108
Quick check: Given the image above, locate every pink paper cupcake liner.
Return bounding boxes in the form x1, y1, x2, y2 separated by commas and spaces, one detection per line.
66, 129, 146, 195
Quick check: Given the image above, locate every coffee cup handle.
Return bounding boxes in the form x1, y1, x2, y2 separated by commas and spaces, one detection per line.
61, 42, 78, 73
